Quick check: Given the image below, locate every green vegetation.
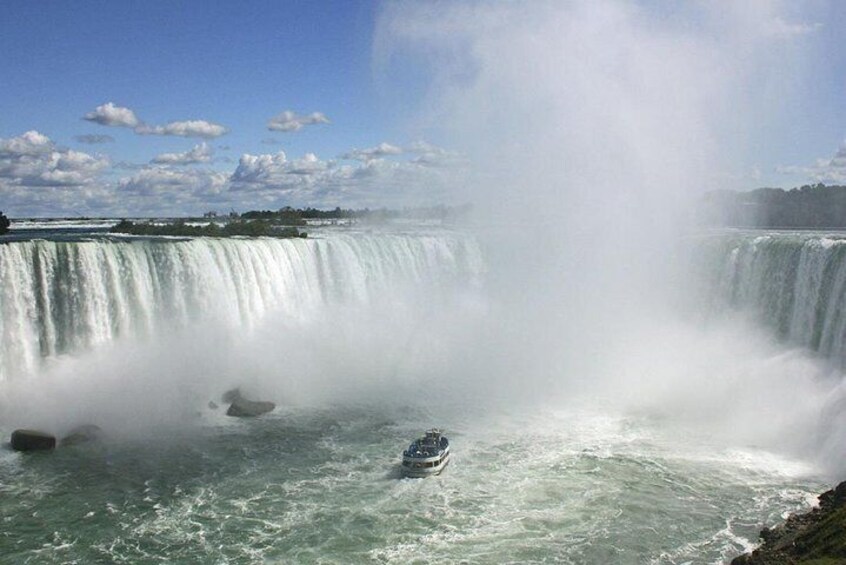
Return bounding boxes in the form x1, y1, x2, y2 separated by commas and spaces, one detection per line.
240, 207, 307, 225
0, 211, 9, 235
238, 204, 472, 224
110, 219, 306, 238
702, 184, 846, 228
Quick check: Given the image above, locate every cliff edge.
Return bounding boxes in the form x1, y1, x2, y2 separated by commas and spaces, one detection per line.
731, 481, 846, 564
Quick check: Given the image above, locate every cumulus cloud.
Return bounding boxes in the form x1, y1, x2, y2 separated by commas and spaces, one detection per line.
75, 134, 115, 144
83, 102, 141, 128
0, 130, 53, 156
0, 129, 460, 214
341, 142, 403, 162
0, 131, 108, 188
83, 103, 228, 138
227, 151, 338, 205
267, 111, 330, 132
228, 147, 459, 208
151, 142, 213, 165
777, 143, 846, 184
135, 120, 228, 138
230, 151, 318, 190
119, 166, 228, 198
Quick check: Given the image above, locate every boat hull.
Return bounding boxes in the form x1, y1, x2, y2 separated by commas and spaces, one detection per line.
401, 452, 450, 478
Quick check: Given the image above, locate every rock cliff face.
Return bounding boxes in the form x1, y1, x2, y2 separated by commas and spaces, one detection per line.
731, 481, 846, 564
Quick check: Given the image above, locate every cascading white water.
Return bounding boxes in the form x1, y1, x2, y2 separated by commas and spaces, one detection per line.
0, 231, 484, 382
707, 232, 846, 364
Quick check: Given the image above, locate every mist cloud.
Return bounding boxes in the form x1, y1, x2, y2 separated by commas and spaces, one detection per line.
372, 0, 838, 471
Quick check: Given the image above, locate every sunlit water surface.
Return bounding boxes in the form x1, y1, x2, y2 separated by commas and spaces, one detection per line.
0, 404, 821, 564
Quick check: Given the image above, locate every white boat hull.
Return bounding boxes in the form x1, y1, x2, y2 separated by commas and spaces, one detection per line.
401, 451, 450, 478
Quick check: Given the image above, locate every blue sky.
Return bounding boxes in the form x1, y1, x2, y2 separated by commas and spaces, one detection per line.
1, 1, 383, 160
1, 1, 845, 217
0, 0, 453, 216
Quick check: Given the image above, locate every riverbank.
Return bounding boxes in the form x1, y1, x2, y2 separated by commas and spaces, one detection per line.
731, 481, 846, 564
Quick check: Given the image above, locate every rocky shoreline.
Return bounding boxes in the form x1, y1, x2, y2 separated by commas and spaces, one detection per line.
731, 481, 846, 564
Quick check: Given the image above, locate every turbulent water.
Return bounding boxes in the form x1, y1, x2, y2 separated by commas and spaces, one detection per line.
0, 226, 840, 563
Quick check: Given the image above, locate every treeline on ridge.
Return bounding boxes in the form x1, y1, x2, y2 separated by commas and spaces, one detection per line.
238, 204, 472, 223
110, 219, 305, 238
702, 183, 846, 228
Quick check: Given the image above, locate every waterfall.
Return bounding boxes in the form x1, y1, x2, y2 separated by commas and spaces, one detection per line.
707, 232, 846, 364
0, 232, 483, 381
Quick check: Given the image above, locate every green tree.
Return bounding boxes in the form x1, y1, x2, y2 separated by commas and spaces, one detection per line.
0, 211, 9, 235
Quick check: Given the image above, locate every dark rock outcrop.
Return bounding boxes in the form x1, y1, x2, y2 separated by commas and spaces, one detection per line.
226, 397, 275, 417
10, 429, 56, 452
222, 387, 275, 417
60, 424, 102, 446
731, 481, 846, 564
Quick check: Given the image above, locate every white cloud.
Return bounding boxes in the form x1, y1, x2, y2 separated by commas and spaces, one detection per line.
0, 130, 53, 156
151, 142, 213, 165
228, 148, 459, 208
341, 142, 403, 162
119, 167, 228, 200
83, 103, 228, 138
0, 131, 108, 188
0, 130, 461, 215
135, 120, 228, 138
267, 111, 330, 132
777, 143, 846, 184
230, 151, 313, 189
83, 102, 141, 128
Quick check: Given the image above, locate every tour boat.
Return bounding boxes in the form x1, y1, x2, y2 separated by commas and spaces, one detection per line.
401, 429, 450, 478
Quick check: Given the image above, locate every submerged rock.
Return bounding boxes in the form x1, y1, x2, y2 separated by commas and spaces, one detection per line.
731, 481, 846, 564
226, 397, 275, 418
11, 429, 56, 452
208, 400, 219, 410
60, 424, 102, 446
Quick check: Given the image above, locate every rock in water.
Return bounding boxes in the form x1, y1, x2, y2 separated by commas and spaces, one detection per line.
226, 397, 275, 417
60, 425, 102, 446
11, 429, 56, 452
